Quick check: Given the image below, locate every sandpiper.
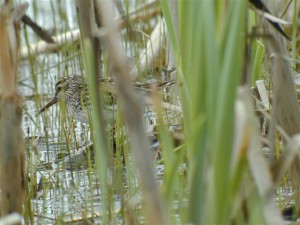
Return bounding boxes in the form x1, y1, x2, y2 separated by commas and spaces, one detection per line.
38, 75, 92, 123
37, 75, 173, 123
37, 75, 173, 166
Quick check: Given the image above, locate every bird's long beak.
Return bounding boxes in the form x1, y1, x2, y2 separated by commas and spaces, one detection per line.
37, 96, 59, 115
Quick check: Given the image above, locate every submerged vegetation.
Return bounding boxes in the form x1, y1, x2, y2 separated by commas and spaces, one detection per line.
1, 0, 300, 224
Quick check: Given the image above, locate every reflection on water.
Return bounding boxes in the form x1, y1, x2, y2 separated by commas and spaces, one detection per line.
21, 1, 105, 224
34, 169, 120, 224
20, 1, 164, 224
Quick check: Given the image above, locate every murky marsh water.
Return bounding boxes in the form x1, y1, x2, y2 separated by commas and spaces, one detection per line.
20, 1, 166, 224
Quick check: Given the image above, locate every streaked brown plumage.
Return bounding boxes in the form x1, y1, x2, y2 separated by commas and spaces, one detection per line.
38, 75, 93, 123
38, 75, 174, 123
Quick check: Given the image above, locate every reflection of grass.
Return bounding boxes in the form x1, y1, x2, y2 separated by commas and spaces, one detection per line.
22, 1, 170, 224
21, 2, 87, 224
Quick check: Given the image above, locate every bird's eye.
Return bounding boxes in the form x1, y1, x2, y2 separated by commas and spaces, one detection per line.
56, 86, 62, 92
